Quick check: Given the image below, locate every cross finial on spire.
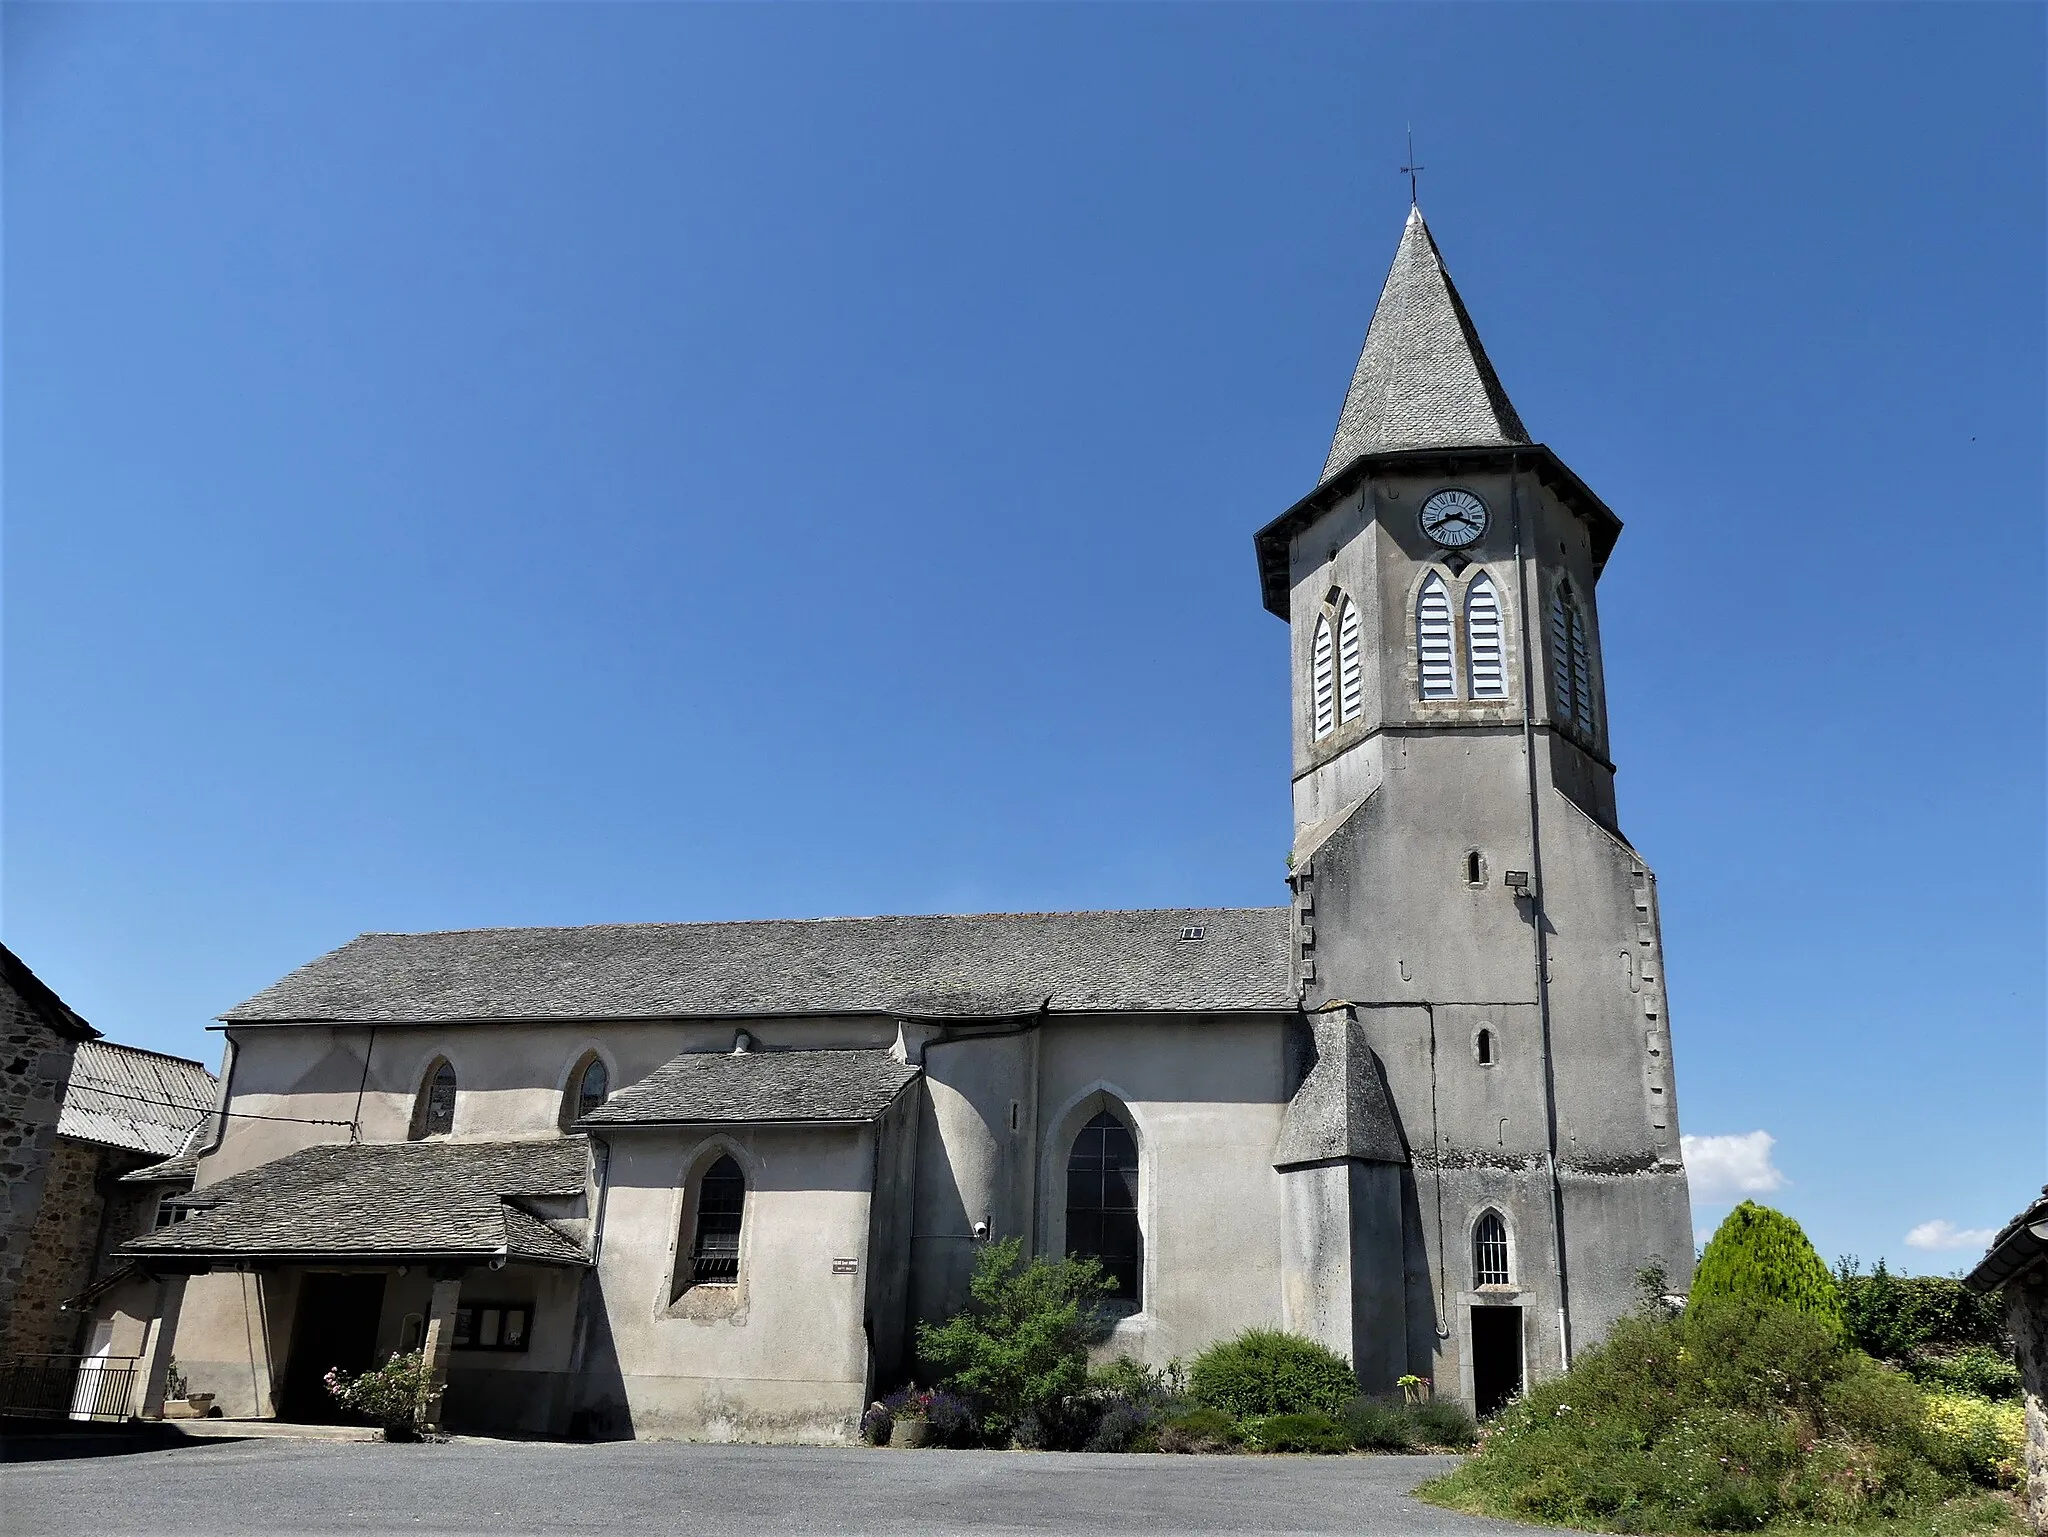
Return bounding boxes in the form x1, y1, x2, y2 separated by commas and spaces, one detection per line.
1400, 126, 1424, 206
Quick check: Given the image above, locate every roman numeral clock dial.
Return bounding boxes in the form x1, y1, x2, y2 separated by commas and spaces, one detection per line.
1419, 488, 1489, 548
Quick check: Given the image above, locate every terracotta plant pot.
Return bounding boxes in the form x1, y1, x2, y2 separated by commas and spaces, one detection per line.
889, 1418, 931, 1448
184, 1394, 216, 1411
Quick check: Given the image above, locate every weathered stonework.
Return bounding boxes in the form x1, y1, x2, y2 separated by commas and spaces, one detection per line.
2, 1137, 157, 1357
0, 947, 95, 1353
2006, 1278, 2047, 1535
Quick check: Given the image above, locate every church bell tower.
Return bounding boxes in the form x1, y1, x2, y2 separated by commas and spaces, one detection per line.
1255, 206, 1693, 1407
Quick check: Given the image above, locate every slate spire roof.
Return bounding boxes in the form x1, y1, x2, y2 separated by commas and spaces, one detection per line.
1319, 205, 1531, 483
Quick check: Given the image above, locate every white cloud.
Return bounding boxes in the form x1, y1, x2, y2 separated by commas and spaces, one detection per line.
1682, 1131, 1787, 1202
1905, 1220, 1997, 1252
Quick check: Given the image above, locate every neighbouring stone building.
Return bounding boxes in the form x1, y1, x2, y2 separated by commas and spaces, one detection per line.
1966, 1188, 2048, 1535
0, 1038, 216, 1359
103, 204, 1695, 1441
0, 944, 100, 1351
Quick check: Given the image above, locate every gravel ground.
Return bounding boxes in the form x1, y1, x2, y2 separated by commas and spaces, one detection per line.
0, 1436, 1548, 1537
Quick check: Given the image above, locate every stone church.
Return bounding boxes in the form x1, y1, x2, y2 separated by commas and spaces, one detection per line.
102, 205, 1694, 1441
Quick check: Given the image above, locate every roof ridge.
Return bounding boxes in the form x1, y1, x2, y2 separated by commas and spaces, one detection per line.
349, 905, 1290, 940
76, 1037, 215, 1073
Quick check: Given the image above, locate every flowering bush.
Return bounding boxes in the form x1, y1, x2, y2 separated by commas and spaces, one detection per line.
860, 1385, 977, 1447
324, 1350, 437, 1441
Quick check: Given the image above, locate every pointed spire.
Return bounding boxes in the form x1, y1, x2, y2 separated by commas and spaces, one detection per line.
1319, 206, 1530, 484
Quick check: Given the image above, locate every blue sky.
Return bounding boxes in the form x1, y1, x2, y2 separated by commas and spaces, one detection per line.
5, 4, 2041, 1274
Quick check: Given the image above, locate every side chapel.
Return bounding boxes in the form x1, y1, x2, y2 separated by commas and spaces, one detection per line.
105, 206, 1695, 1440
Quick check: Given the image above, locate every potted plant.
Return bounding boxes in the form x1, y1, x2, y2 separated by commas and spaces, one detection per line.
890, 1394, 932, 1448
1398, 1373, 1432, 1405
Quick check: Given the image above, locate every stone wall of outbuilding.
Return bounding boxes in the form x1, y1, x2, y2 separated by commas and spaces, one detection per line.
4, 1139, 156, 1357
2007, 1277, 2048, 1537
0, 986, 84, 1355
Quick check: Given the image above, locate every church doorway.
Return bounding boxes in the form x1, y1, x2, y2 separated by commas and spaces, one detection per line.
1470, 1304, 1522, 1417
279, 1272, 387, 1422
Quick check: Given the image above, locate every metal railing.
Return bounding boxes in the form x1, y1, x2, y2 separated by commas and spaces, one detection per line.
0, 1354, 139, 1422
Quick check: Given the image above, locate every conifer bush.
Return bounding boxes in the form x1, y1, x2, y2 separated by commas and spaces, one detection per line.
1691, 1202, 1845, 1334
1187, 1329, 1357, 1419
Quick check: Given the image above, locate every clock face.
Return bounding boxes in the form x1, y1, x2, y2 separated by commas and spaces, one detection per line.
1419, 488, 1489, 548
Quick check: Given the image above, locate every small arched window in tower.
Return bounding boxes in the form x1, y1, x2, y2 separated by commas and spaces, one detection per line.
690, 1155, 746, 1286
1550, 581, 1597, 739
1475, 1210, 1511, 1286
1336, 598, 1363, 725
1466, 850, 1484, 886
1417, 573, 1456, 699
412, 1059, 457, 1140
565, 1055, 609, 1128
1311, 614, 1336, 740
1465, 572, 1506, 699
1067, 1110, 1141, 1305
1475, 1027, 1495, 1066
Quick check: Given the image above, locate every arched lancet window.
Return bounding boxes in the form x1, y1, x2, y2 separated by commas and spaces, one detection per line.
1475, 1028, 1495, 1066
1336, 598, 1363, 726
1474, 1210, 1511, 1286
411, 1059, 456, 1140
689, 1155, 746, 1287
1550, 581, 1596, 738
562, 1054, 609, 1129
1417, 573, 1456, 699
1066, 1110, 1141, 1305
1465, 572, 1506, 700
1310, 614, 1335, 740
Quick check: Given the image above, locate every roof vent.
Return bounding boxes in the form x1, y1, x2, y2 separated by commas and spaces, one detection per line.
731, 1029, 754, 1055
1178, 925, 1207, 942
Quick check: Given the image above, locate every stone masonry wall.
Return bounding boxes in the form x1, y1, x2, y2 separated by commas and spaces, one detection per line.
0, 992, 80, 1353
2, 1139, 154, 1357
2009, 1278, 2048, 1537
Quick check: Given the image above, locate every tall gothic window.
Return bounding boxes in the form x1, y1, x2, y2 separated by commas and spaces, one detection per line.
1311, 614, 1336, 740
1465, 573, 1506, 700
562, 1053, 609, 1129
1335, 598, 1364, 725
411, 1059, 456, 1140
1550, 581, 1596, 738
1474, 1210, 1511, 1286
1066, 1110, 1141, 1304
689, 1155, 746, 1286
1417, 573, 1456, 699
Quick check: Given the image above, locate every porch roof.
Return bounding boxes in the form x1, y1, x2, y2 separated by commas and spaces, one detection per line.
120, 1137, 591, 1267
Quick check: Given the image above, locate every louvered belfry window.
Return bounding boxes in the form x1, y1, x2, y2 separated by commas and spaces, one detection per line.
691, 1156, 746, 1285
1311, 614, 1336, 739
1474, 1210, 1511, 1286
1466, 573, 1506, 700
1417, 573, 1456, 699
1336, 599, 1363, 726
1549, 581, 1596, 739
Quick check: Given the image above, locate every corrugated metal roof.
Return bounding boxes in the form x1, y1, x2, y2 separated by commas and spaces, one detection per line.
58, 1040, 217, 1158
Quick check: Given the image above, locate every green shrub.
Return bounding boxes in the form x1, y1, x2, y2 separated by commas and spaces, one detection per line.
1343, 1396, 1417, 1451
915, 1236, 1110, 1445
1926, 1392, 2025, 1489
1187, 1329, 1356, 1419
1838, 1258, 2010, 1362
1253, 1411, 1352, 1454
1157, 1406, 1240, 1453
1418, 1298, 1993, 1531
1692, 1202, 1844, 1334
1916, 1346, 2022, 1400
1409, 1397, 1478, 1448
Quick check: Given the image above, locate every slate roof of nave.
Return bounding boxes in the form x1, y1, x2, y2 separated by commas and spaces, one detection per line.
1319, 204, 1531, 483
221, 907, 1296, 1025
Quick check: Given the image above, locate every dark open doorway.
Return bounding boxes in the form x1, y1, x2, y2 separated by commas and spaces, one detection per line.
279, 1273, 387, 1422
1471, 1304, 1523, 1417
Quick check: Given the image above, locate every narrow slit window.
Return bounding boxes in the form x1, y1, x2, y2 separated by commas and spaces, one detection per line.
1418, 574, 1455, 699
1336, 599, 1363, 725
690, 1155, 746, 1286
1066, 1111, 1141, 1304
1465, 572, 1506, 699
1311, 615, 1335, 740
1476, 1028, 1494, 1065
1475, 1210, 1510, 1286
1466, 850, 1483, 885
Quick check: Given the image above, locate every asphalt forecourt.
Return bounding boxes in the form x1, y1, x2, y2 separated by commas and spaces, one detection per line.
0, 1436, 1551, 1537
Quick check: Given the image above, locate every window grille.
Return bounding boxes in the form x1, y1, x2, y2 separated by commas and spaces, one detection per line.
1066, 1111, 1141, 1304
691, 1155, 746, 1286
1474, 1211, 1510, 1286
1337, 599, 1363, 725
1466, 573, 1506, 699
1311, 615, 1335, 739
1418, 573, 1456, 699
